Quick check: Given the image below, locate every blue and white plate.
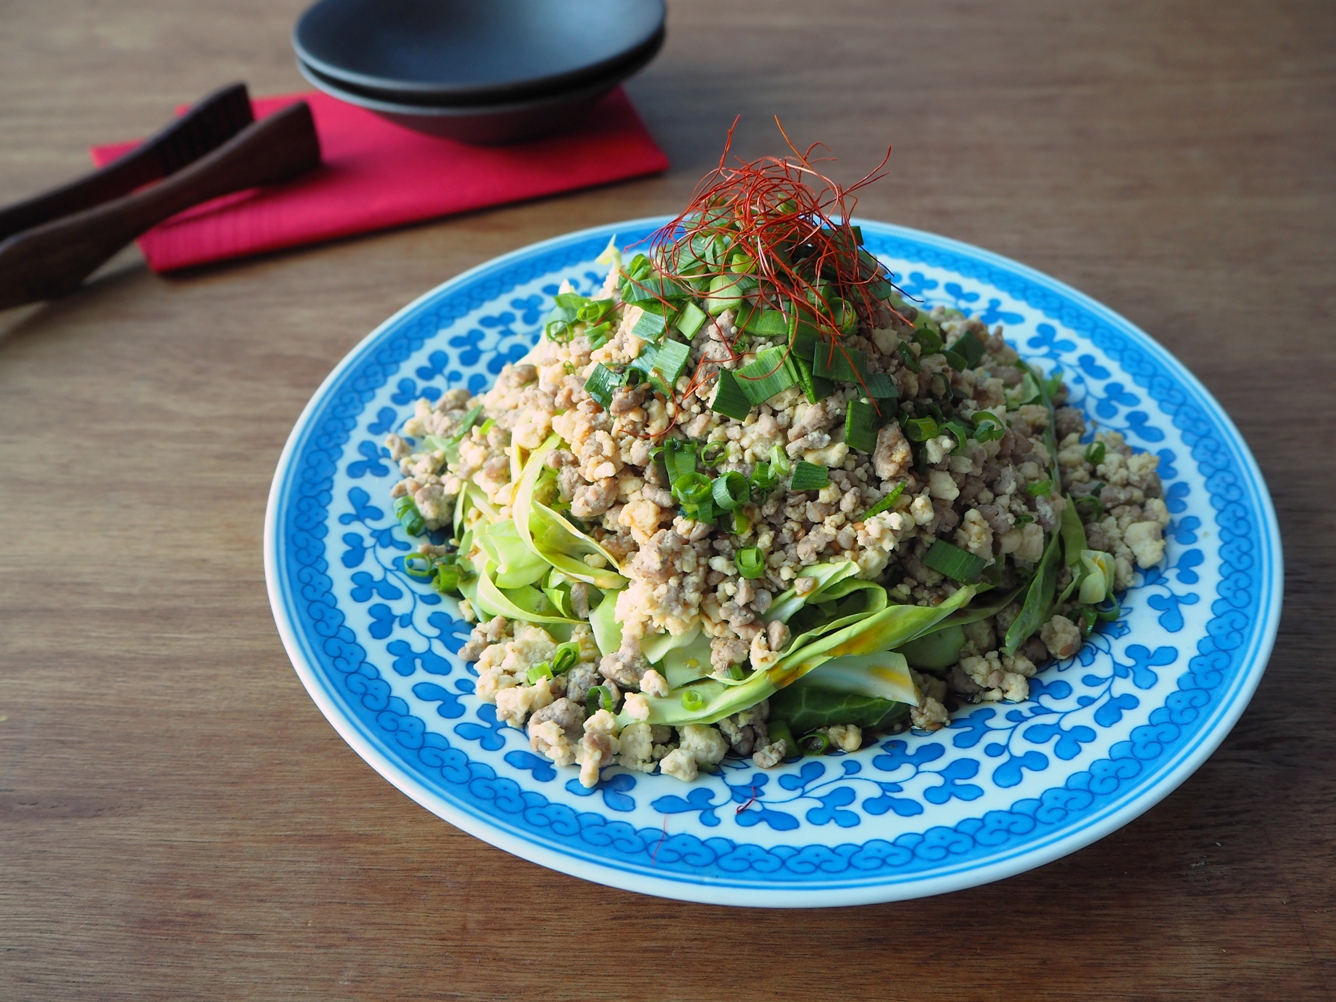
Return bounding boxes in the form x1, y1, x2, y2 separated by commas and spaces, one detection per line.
264, 218, 1281, 907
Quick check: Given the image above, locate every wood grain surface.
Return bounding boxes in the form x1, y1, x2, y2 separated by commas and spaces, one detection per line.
1, 1, 1332, 998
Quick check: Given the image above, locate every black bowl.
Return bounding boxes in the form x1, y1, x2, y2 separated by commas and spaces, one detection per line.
296, 53, 647, 144
294, 0, 665, 106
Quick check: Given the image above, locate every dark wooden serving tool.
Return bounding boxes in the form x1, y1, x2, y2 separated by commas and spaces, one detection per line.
0, 100, 321, 309
0, 82, 255, 244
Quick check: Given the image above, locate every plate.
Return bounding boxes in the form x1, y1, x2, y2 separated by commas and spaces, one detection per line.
264, 218, 1281, 907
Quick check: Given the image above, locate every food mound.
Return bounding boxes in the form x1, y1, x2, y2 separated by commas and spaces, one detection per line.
384, 139, 1170, 787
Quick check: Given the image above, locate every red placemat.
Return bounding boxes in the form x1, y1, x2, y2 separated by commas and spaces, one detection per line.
90, 88, 668, 273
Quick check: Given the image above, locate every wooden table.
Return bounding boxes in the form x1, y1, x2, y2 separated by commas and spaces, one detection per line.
2, 1, 1332, 997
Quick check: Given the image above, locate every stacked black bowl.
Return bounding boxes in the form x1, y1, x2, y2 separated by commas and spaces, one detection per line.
293, 0, 665, 144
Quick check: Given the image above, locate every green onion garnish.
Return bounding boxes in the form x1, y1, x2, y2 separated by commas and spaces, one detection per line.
585, 321, 613, 349
1085, 441, 1106, 465
550, 642, 581, 675
393, 495, 425, 536
433, 563, 461, 594
674, 301, 708, 339
712, 472, 750, 511
632, 338, 691, 393
790, 461, 830, 491
662, 438, 697, 483
444, 405, 483, 448
844, 398, 880, 453
402, 552, 434, 578
584, 363, 623, 409
630, 305, 672, 342
897, 342, 921, 373
700, 441, 726, 465
769, 444, 792, 477
750, 461, 776, 494
811, 344, 868, 383
735, 546, 766, 578
1027, 479, 1053, 497
478, 417, 496, 437
971, 410, 1006, 443
922, 539, 988, 583
943, 420, 971, 451
901, 416, 938, 442
726, 511, 752, 535
726, 664, 748, 680
587, 685, 616, 715
748, 309, 790, 336
681, 688, 705, 711
735, 346, 798, 404
947, 329, 986, 368
1079, 607, 1099, 636
864, 371, 898, 400
527, 662, 554, 684
711, 369, 752, 420
673, 472, 713, 507
914, 322, 944, 353
856, 482, 905, 521
800, 731, 831, 756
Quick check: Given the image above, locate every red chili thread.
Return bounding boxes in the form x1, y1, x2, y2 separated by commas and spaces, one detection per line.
651, 813, 669, 865
736, 785, 759, 815
622, 119, 909, 412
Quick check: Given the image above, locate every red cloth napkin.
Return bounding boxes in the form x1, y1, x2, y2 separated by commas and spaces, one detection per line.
89, 88, 668, 273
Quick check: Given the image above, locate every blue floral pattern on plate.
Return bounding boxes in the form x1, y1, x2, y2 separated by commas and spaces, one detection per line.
265, 218, 1282, 907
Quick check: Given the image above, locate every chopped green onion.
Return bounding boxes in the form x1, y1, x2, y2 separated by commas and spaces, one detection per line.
526, 662, 553, 684
971, 410, 1007, 442
735, 546, 766, 579
446, 405, 483, 447
1085, 441, 1106, 465
555, 291, 588, 310
712, 472, 750, 511
587, 685, 616, 715
943, 350, 968, 371
1027, 479, 1054, 497
684, 497, 715, 523
800, 731, 831, 756
857, 482, 905, 521
662, 438, 697, 482
726, 664, 748, 681
393, 495, 425, 536
630, 306, 672, 342
403, 552, 435, 578
623, 275, 687, 302
584, 363, 623, 409
551, 642, 581, 675
947, 329, 986, 368
710, 369, 752, 420
864, 371, 898, 400
844, 398, 880, 453
681, 688, 705, 711
791, 353, 834, 403
897, 342, 921, 373
585, 321, 613, 349
700, 441, 727, 465
922, 539, 988, 583
706, 273, 745, 314
1094, 597, 1121, 622
769, 444, 792, 477
478, 417, 496, 437
1079, 607, 1099, 635
943, 420, 971, 451
735, 346, 798, 404
811, 344, 869, 383
790, 462, 830, 491
901, 416, 939, 442
433, 563, 461, 593
632, 338, 691, 393
748, 309, 790, 336
675, 301, 708, 339
725, 511, 752, 535
750, 461, 776, 494
673, 472, 712, 507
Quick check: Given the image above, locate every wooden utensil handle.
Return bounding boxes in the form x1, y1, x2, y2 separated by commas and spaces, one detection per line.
0, 101, 321, 310
0, 82, 253, 243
